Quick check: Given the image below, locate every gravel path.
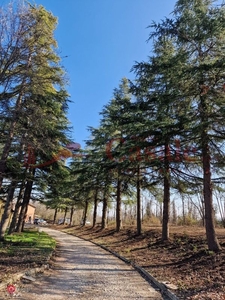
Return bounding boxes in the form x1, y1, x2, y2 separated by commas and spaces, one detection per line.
1, 228, 164, 299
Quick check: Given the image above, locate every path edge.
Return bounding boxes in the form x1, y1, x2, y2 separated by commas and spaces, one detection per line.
62, 229, 180, 300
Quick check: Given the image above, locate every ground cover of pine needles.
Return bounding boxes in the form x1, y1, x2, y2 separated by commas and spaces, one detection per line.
62, 224, 225, 300
0, 228, 56, 284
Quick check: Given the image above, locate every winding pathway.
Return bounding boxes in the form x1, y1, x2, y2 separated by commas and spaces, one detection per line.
2, 228, 164, 299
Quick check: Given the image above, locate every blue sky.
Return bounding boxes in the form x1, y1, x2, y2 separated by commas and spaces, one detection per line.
27, 0, 178, 148
2, 0, 221, 147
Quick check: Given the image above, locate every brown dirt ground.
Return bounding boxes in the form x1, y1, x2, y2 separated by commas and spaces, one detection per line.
62, 224, 225, 300
0, 241, 49, 284
0, 224, 224, 300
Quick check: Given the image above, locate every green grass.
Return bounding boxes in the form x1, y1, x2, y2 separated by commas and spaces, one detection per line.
0, 229, 56, 260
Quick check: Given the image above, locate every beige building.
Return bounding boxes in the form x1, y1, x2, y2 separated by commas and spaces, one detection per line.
24, 203, 36, 224
0, 199, 36, 224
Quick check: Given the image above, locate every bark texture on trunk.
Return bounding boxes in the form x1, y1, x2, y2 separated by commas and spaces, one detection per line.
92, 188, 98, 228
162, 143, 170, 241
69, 206, 74, 226
116, 175, 122, 232
16, 169, 35, 233
202, 138, 221, 251
53, 208, 58, 225
8, 181, 26, 234
136, 165, 142, 235
0, 181, 17, 240
101, 189, 108, 230
82, 200, 89, 226
200, 95, 221, 251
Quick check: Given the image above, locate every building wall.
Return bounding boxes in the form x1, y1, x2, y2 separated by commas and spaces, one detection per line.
25, 205, 36, 223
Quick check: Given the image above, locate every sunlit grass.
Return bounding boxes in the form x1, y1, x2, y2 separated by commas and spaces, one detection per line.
0, 230, 56, 257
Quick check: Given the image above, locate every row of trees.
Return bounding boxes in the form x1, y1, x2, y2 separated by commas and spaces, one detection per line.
67, 0, 225, 252
1, 0, 225, 253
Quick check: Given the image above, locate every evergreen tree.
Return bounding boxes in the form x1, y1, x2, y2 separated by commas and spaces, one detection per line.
148, 0, 225, 250
0, 2, 67, 188
130, 36, 189, 240
0, 2, 70, 239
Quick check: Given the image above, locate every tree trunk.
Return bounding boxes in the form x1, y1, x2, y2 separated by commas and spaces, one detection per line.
101, 189, 108, 230
136, 165, 142, 235
200, 94, 221, 251
69, 206, 74, 226
21, 204, 28, 232
201, 195, 205, 227
172, 200, 177, 225
8, 180, 26, 234
62, 207, 68, 225
82, 200, 88, 226
162, 142, 170, 241
53, 208, 58, 225
6, 142, 27, 235
16, 169, 35, 233
116, 175, 122, 232
0, 180, 17, 240
92, 188, 98, 228
124, 204, 127, 222
182, 195, 185, 225
202, 137, 221, 251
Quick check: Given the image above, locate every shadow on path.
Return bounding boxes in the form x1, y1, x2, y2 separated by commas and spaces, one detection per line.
0, 228, 164, 300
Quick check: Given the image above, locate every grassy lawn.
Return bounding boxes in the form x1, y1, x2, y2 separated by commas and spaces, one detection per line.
0, 228, 56, 283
